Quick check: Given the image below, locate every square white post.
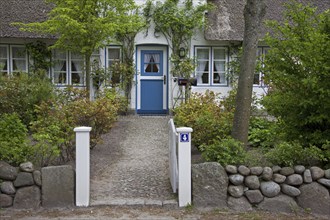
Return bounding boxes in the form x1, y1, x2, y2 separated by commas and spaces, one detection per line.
74, 126, 92, 207
176, 127, 193, 207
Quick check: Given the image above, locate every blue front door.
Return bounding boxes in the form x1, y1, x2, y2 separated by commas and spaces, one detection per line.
137, 49, 167, 114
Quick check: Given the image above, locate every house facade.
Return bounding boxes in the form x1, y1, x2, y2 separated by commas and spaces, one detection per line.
1, 0, 328, 114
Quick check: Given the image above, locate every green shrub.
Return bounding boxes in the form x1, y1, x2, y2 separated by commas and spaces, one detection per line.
31, 87, 122, 165
201, 137, 246, 166
0, 113, 31, 166
248, 117, 279, 148
174, 90, 234, 147
265, 141, 328, 167
0, 73, 54, 127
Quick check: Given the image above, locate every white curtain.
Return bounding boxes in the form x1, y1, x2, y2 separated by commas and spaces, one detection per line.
144, 53, 160, 73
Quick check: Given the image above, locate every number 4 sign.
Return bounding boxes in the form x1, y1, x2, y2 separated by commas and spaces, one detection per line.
180, 133, 189, 142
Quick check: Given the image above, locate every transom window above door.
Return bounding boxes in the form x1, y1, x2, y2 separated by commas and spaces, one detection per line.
195, 47, 228, 86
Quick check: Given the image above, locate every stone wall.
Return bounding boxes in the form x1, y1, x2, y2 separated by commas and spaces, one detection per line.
0, 161, 74, 209
192, 162, 330, 216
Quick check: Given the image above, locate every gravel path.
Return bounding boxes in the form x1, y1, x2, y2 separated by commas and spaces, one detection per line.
90, 115, 176, 206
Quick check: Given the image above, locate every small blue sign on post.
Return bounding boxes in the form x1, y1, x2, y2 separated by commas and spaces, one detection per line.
180, 133, 189, 142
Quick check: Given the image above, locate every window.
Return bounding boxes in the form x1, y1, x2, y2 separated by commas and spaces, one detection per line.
0, 45, 27, 76
52, 50, 85, 86
11, 46, 27, 74
106, 47, 121, 85
195, 47, 228, 86
0, 46, 8, 76
254, 47, 269, 86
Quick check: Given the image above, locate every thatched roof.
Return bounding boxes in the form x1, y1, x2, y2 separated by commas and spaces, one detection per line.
205, 0, 330, 41
0, 0, 53, 39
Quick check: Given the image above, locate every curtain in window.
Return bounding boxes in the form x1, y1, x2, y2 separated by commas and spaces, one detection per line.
144, 53, 160, 73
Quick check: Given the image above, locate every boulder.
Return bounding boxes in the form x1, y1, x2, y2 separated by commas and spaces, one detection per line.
244, 175, 260, 189
0, 181, 16, 195
0, 193, 13, 208
310, 167, 324, 180
245, 190, 264, 204
228, 185, 244, 198
227, 196, 253, 212
42, 165, 75, 207
13, 172, 34, 187
294, 165, 305, 174
260, 181, 281, 198
33, 170, 42, 186
280, 167, 294, 176
273, 174, 286, 184
258, 194, 299, 214
225, 165, 237, 174
272, 165, 281, 173
0, 161, 18, 181
250, 167, 263, 176
13, 186, 40, 209
317, 178, 330, 189
19, 162, 34, 173
281, 184, 301, 197
286, 174, 303, 186
262, 167, 273, 181
297, 182, 330, 216
229, 174, 244, 185
303, 169, 313, 183
238, 165, 250, 176
325, 169, 330, 179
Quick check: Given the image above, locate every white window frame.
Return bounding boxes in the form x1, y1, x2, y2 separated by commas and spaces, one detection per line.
52, 50, 85, 87
105, 46, 122, 85
10, 45, 28, 74
0, 45, 9, 76
195, 46, 228, 86
254, 46, 269, 86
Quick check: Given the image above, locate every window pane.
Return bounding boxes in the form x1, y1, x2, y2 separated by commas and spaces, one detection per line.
12, 47, 25, 58
54, 50, 66, 59
13, 60, 26, 71
254, 73, 260, 84
0, 47, 7, 58
214, 49, 225, 60
214, 61, 225, 72
196, 49, 209, 59
54, 72, 67, 84
54, 60, 66, 71
71, 52, 83, 60
0, 60, 7, 71
144, 54, 160, 73
109, 48, 120, 59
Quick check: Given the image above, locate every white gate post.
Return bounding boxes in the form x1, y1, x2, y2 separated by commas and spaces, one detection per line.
176, 127, 193, 207
74, 126, 92, 207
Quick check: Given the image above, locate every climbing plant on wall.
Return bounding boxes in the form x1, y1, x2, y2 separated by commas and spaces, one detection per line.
143, 0, 212, 78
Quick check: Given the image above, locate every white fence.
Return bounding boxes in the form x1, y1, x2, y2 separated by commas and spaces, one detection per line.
168, 119, 193, 207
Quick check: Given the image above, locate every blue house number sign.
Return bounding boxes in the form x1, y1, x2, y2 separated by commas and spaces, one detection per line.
180, 133, 189, 142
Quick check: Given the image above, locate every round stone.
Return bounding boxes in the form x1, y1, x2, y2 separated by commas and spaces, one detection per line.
294, 165, 305, 174
273, 173, 286, 183
13, 172, 34, 187
0, 193, 13, 208
317, 178, 330, 189
238, 165, 250, 176
303, 169, 313, 183
0, 181, 16, 195
250, 167, 263, 176
310, 166, 325, 180
229, 174, 244, 185
272, 165, 281, 173
325, 169, 330, 179
286, 174, 303, 186
245, 190, 264, 204
245, 175, 260, 189
225, 165, 237, 174
228, 185, 244, 198
262, 167, 273, 181
280, 167, 294, 176
19, 162, 34, 173
281, 184, 301, 197
260, 181, 281, 198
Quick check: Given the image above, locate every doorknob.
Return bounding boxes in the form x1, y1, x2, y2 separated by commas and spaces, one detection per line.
163, 75, 166, 85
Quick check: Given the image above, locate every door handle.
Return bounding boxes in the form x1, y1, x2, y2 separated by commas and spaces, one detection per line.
163, 75, 166, 85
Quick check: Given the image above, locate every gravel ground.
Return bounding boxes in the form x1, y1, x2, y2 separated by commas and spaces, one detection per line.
90, 115, 176, 206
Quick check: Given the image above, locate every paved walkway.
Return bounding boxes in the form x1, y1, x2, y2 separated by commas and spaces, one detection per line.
90, 115, 177, 207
